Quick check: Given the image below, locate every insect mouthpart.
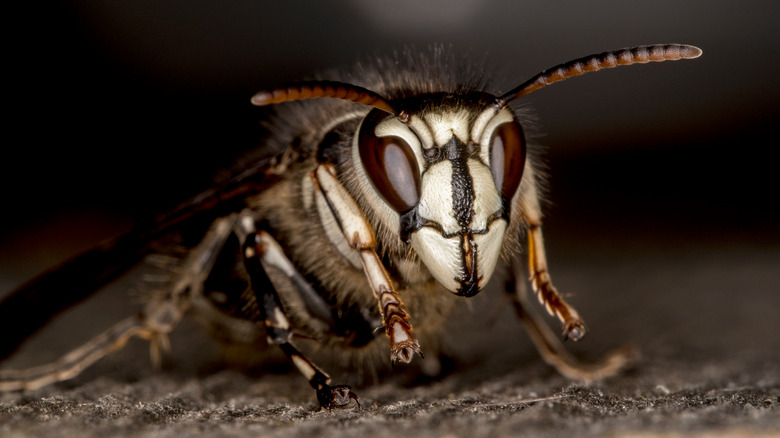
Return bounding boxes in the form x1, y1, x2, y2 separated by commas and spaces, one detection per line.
411, 222, 507, 297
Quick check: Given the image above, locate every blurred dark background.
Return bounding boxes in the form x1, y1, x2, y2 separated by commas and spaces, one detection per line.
1, 1, 778, 304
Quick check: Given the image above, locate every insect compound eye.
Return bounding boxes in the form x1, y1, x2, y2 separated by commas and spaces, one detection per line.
358, 112, 421, 213
489, 122, 526, 200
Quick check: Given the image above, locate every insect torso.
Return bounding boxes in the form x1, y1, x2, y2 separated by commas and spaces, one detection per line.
221, 99, 469, 366
243, 85, 530, 350
0, 45, 701, 409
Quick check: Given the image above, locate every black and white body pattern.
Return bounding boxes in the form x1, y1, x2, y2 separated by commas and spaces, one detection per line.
0, 44, 701, 408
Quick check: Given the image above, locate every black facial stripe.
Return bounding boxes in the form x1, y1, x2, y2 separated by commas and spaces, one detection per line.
455, 232, 480, 297
443, 137, 475, 231
404, 135, 509, 242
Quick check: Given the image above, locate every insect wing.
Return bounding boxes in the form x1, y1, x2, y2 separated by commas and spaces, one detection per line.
0, 156, 280, 360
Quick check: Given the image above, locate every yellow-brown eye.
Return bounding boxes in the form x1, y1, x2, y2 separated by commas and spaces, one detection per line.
489, 122, 526, 199
359, 112, 421, 212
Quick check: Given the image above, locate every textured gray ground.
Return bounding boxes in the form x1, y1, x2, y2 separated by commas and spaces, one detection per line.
1, 235, 778, 438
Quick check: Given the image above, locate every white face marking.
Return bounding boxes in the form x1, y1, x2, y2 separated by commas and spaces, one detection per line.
416, 159, 500, 234
468, 158, 503, 230
406, 115, 435, 149
423, 109, 471, 146
471, 106, 499, 144
479, 108, 515, 165
410, 227, 461, 292
349, 105, 517, 296
473, 220, 506, 288
375, 115, 426, 170
417, 161, 459, 234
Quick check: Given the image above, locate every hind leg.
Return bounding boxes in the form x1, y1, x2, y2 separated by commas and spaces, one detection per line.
0, 216, 237, 391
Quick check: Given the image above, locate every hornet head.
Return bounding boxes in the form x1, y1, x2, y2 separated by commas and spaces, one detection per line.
353, 95, 525, 296
251, 44, 702, 297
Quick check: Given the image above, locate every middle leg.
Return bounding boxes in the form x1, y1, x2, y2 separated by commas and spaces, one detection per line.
508, 258, 638, 382
235, 214, 358, 409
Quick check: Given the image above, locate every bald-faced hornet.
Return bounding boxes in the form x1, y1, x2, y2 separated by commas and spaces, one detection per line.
0, 44, 701, 408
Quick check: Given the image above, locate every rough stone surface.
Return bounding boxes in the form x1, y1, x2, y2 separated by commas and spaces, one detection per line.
1, 237, 778, 437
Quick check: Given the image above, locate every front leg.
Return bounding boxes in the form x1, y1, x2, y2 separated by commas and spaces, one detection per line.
518, 176, 586, 341
312, 164, 421, 363
513, 175, 636, 380
0, 216, 236, 391
526, 223, 587, 340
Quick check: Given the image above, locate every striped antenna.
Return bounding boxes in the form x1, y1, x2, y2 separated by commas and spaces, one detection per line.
251, 80, 398, 115
498, 44, 702, 106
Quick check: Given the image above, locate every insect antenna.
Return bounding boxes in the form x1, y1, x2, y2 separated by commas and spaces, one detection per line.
498, 44, 702, 107
251, 80, 400, 117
